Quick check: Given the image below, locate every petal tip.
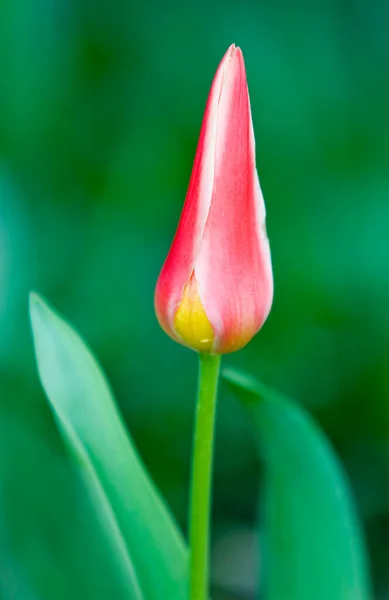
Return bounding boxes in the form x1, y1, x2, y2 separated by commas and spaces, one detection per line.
221, 44, 245, 81
226, 44, 243, 59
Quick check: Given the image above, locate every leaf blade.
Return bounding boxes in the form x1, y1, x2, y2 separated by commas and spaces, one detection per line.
30, 293, 188, 600
55, 412, 144, 600
223, 367, 371, 600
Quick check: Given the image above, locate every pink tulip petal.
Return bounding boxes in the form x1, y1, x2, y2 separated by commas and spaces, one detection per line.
155, 45, 273, 353
195, 48, 273, 352
155, 46, 236, 334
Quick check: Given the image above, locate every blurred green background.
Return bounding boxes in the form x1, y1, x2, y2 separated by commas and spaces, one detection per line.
1, 0, 389, 598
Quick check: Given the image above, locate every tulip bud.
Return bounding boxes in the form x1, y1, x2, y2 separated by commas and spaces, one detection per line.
155, 44, 273, 354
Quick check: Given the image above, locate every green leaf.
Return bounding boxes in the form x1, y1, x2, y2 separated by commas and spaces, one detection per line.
0, 412, 143, 600
30, 293, 188, 600
223, 368, 371, 600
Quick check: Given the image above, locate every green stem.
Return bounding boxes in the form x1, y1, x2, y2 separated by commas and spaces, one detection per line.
189, 352, 221, 600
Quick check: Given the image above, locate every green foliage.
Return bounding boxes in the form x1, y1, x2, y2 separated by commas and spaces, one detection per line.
1, 0, 389, 596
224, 367, 372, 600
30, 293, 188, 600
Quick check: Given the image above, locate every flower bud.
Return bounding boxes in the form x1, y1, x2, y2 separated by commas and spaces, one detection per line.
155, 44, 273, 354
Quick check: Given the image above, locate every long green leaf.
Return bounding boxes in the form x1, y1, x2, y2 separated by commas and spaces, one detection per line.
0, 412, 144, 600
30, 293, 188, 600
223, 367, 371, 600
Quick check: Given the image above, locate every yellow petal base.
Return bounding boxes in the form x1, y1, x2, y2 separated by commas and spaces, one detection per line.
174, 274, 214, 352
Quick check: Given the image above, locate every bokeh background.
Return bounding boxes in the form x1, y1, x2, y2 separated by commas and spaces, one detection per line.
1, 0, 389, 598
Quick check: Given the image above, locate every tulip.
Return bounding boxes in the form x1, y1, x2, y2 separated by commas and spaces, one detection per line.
155, 44, 273, 354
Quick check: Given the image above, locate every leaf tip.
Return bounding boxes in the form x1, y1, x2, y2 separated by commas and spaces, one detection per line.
29, 291, 50, 330
223, 366, 265, 403
29, 290, 40, 308
29, 290, 47, 311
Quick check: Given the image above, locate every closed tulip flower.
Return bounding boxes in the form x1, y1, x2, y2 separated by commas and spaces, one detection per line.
155, 44, 273, 354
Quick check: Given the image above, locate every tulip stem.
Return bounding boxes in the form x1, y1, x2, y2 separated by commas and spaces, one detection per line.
189, 352, 221, 600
